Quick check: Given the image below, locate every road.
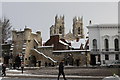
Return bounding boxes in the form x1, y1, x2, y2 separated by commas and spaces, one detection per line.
1, 77, 102, 80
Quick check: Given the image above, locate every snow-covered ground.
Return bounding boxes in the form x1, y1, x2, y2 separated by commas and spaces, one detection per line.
7, 69, 25, 72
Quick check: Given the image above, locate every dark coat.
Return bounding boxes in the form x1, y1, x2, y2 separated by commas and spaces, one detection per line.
2, 64, 6, 72
59, 62, 64, 73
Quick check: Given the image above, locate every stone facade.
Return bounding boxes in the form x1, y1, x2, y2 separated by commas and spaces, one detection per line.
53, 50, 90, 66
0, 26, 2, 62
12, 27, 42, 65
87, 24, 120, 66
50, 15, 65, 39
44, 35, 70, 50
30, 46, 90, 67
72, 16, 84, 39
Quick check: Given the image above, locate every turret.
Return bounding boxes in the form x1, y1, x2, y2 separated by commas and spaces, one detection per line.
24, 27, 32, 40
12, 29, 17, 41
36, 31, 41, 37
73, 16, 84, 39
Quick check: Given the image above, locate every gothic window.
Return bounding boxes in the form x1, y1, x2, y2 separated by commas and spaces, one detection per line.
105, 54, 109, 60
78, 27, 80, 34
59, 26, 62, 34
54, 29, 56, 34
93, 39, 97, 50
104, 39, 109, 51
114, 38, 119, 51
115, 54, 119, 60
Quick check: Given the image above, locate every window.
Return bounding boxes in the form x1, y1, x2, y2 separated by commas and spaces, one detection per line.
114, 38, 119, 51
105, 54, 109, 60
78, 27, 80, 34
115, 54, 119, 60
104, 39, 109, 51
59, 26, 62, 34
93, 39, 97, 50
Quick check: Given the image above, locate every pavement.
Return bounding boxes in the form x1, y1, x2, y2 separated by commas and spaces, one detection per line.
5, 74, 104, 79
1, 67, 106, 79
1, 66, 120, 79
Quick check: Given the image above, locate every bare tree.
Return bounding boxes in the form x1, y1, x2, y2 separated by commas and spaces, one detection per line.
0, 18, 12, 43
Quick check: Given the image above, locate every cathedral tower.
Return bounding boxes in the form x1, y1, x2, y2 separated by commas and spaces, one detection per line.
50, 15, 65, 39
73, 16, 84, 39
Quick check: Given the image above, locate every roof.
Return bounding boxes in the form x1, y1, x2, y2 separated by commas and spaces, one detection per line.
33, 49, 57, 63
70, 39, 87, 49
53, 50, 90, 53
38, 46, 53, 48
87, 24, 118, 28
59, 40, 69, 46
34, 39, 39, 45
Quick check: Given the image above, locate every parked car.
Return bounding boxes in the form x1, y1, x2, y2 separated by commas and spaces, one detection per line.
102, 74, 120, 80
107, 61, 120, 68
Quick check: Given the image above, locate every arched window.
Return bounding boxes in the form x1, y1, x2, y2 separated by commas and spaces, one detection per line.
104, 39, 109, 51
59, 26, 62, 34
114, 38, 119, 51
78, 27, 80, 34
93, 39, 97, 50
54, 29, 56, 34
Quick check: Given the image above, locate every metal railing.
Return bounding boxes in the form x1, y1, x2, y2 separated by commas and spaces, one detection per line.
102, 49, 120, 52
91, 48, 120, 52
91, 49, 100, 51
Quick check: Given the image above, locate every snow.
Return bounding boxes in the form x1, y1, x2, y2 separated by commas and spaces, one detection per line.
34, 49, 57, 63
0, 63, 3, 66
0, 77, 2, 80
10, 48, 13, 50
34, 39, 39, 45
7, 69, 25, 72
53, 50, 90, 53
22, 48, 26, 50
59, 40, 69, 46
70, 39, 87, 48
38, 46, 53, 48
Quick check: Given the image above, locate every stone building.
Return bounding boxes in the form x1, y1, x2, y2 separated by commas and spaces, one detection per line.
43, 35, 90, 66
50, 15, 84, 41
72, 16, 84, 39
87, 24, 120, 66
0, 26, 2, 62
2, 43, 11, 65
50, 15, 65, 39
44, 35, 70, 50
12, 27, 42, 65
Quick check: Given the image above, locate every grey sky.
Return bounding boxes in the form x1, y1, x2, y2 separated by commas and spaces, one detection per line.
0, 2, 1, 18
2, 2, 118, 41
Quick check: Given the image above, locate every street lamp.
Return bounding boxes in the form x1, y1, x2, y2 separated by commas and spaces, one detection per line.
85, 40, 88, 67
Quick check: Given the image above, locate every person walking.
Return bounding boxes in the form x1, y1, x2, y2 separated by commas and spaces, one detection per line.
58, 60, 67, 80
2, 64, 6, 76
21, 62, 24, 74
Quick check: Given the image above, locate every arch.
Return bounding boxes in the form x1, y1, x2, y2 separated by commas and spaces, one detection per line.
114, 38, 119, 51
93, 39, 97, 50
104, 39, 109, 51
30, 55, 37, 67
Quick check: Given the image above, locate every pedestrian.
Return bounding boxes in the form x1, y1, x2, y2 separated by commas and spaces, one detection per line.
21, 62, 24, 74
58, 60, 67, 80
2, 64, 6, 76
13, 62, 16, 69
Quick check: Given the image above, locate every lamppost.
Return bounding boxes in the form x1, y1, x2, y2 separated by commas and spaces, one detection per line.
85, 40, 88, 67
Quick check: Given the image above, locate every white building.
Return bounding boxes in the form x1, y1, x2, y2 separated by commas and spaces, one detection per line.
87, 24, 120, 66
